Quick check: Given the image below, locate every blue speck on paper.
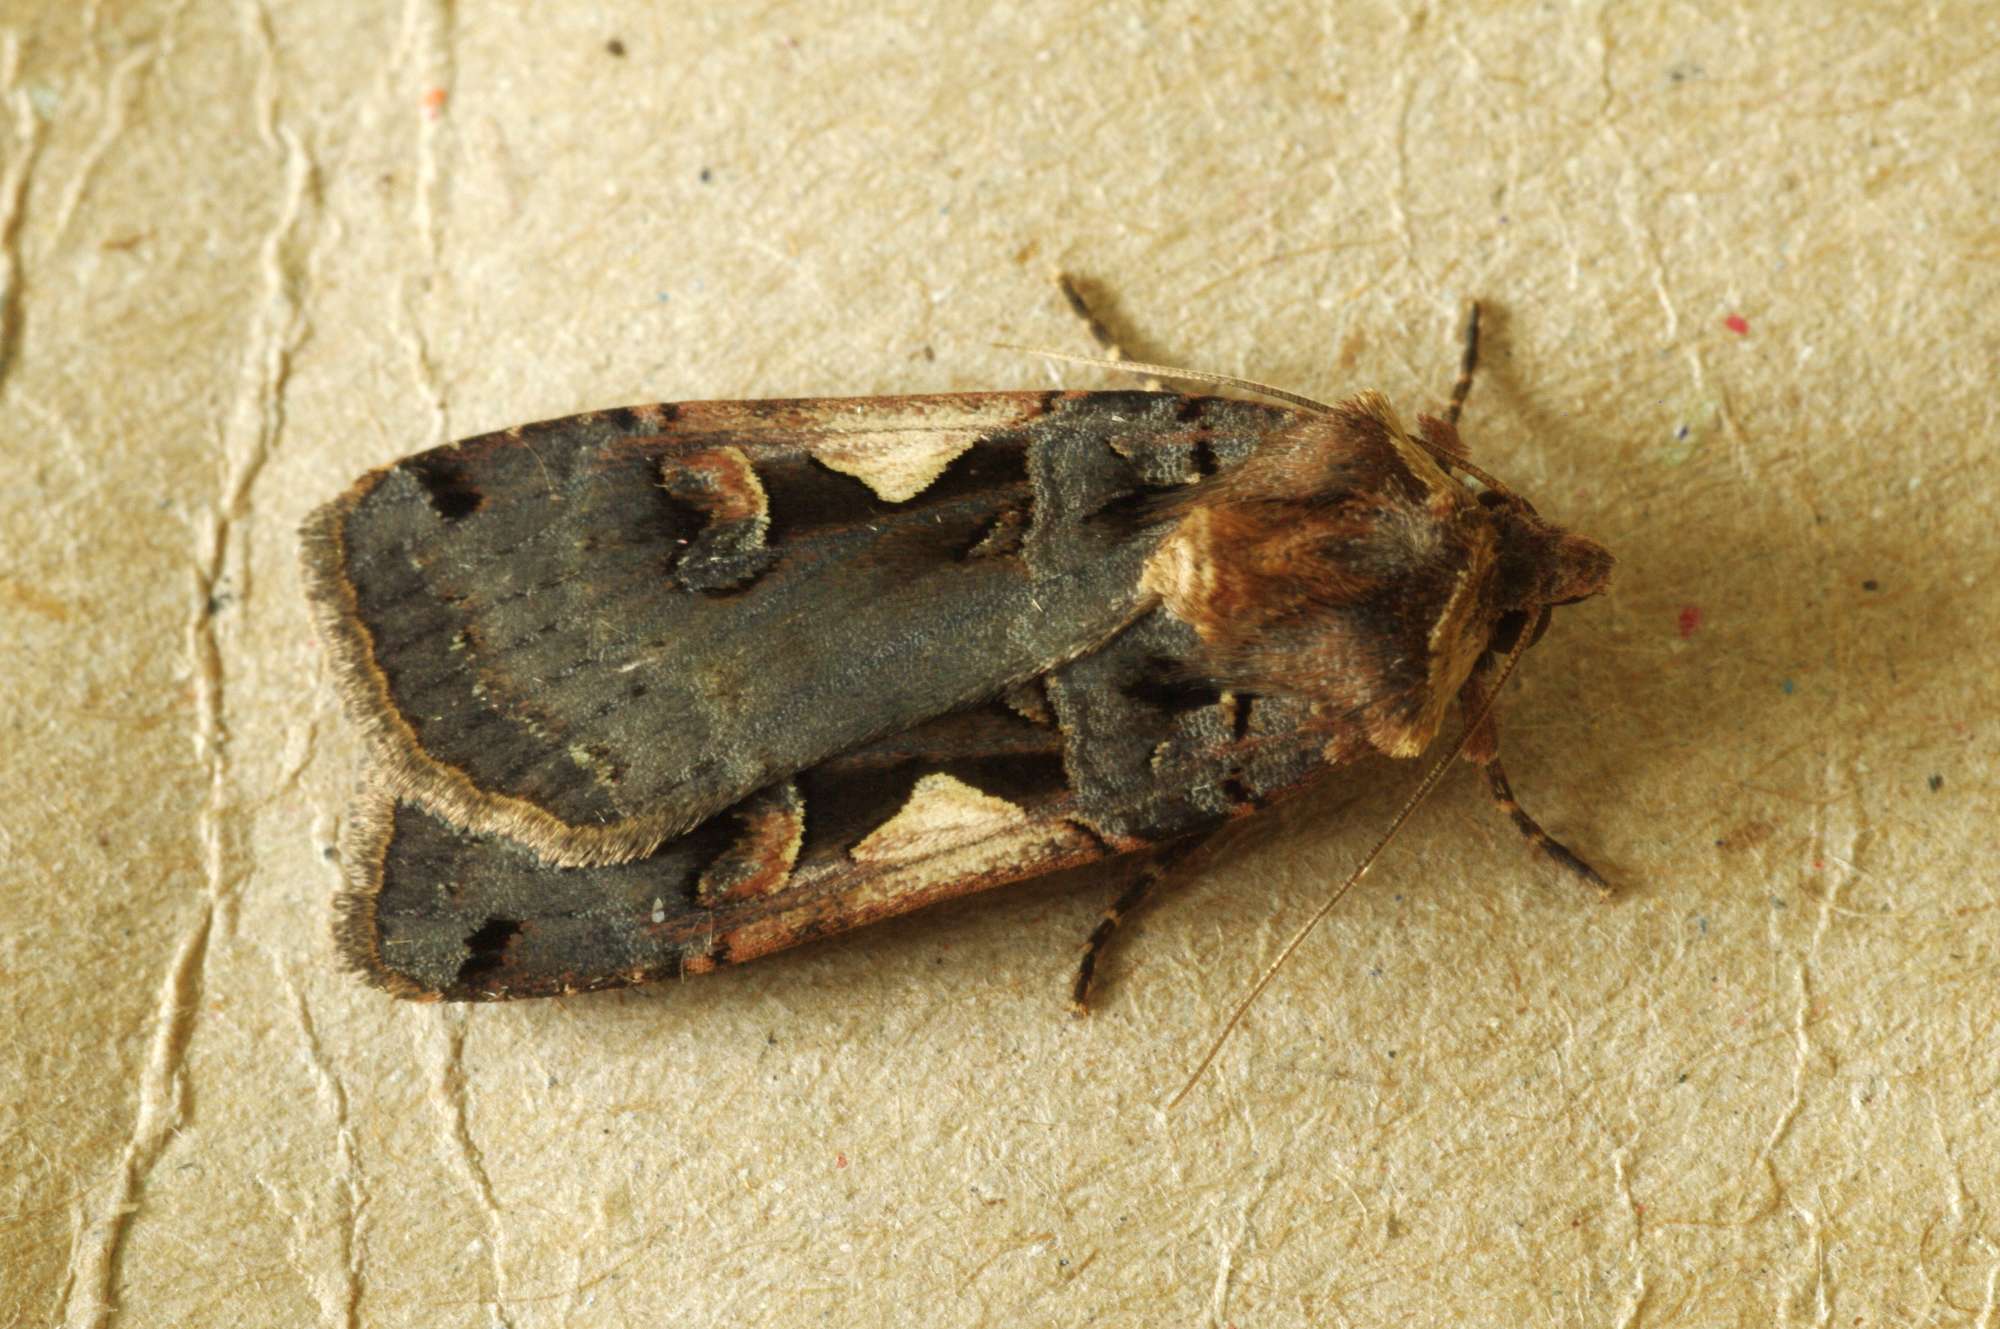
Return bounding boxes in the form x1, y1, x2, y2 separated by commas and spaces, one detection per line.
1780, 678, 1795, 695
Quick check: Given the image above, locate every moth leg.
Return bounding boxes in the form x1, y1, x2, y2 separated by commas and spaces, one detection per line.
1481, 760, 1609, 894
1458, 663, 1608, 894
1070, 833, 1211, 1015
1445, 301, 1482, 428
1054, 271, 1166, 391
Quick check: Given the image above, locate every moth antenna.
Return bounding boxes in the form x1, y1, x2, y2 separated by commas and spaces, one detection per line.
997, 344, 1341, 416
1007, 333, 1524, 504
1164, 616, 1540, 1111
1053, 271, 1166, 392
1436, 451, 1520, 504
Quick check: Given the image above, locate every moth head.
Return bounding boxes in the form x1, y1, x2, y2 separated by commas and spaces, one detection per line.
1141, 395, 1612, 760
1414, 410, 1613, 616
1480, 490, 1614, 639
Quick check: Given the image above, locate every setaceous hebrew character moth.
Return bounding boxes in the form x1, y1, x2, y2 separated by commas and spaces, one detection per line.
301, 292, 1613, 1002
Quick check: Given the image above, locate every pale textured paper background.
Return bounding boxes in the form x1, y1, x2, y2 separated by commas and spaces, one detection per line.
3, 3, 1995, 1326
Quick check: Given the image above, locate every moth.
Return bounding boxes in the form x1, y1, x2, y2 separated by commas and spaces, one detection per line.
302, 279, 1613, 1005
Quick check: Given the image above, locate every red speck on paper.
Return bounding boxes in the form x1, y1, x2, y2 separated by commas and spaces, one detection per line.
834, 1152, 849, 1170
1677, 605, 1703, 638
422, 87, 448, 118
1723, 314, 1749, 335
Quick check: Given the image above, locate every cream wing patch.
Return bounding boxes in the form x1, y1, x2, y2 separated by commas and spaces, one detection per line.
814, 431, 977, 502
807, 398, 1037, 502
850, 773, 1032, 863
